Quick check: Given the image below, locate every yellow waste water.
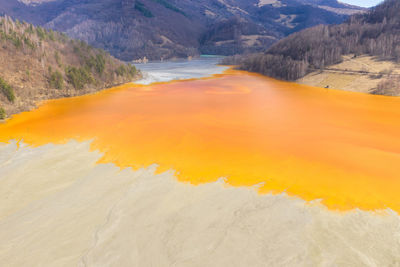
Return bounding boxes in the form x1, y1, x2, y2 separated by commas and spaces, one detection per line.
1, 69, 400, 212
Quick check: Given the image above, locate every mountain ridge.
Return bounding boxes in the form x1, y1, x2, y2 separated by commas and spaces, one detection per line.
0, 0, 365, 60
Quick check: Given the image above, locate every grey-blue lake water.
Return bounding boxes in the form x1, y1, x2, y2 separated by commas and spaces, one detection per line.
135, 56, 229, 84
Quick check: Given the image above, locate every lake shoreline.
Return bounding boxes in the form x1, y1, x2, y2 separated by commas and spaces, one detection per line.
0, 74, 143, 122
222, 54, 400, 96
1, 57, 228, 122
297, 55, 400, 95
2, 63, 400, 266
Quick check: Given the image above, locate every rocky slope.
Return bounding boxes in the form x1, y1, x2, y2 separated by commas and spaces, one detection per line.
0, 0, 364, 60
0, 16, 140, 119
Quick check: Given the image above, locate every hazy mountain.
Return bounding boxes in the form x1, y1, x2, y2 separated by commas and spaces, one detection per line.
0, 0, 365, 60
17, 0, 56, 5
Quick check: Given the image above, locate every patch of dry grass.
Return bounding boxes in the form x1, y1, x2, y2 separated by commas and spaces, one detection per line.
298, 55, 400, 95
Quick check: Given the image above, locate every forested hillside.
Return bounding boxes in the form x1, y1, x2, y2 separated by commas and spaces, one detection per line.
236, 0, 400, 96
0, 16, 140, 119
0, 0, 364, 60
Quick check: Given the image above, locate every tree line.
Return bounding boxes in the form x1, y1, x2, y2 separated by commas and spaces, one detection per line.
0, 15, 140, 118
232, 0, 400, 83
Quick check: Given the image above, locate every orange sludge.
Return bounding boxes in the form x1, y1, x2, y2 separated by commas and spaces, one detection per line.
1, 69, 400, 212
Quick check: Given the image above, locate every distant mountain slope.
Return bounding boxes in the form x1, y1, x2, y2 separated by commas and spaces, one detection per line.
236, 0, 400, 95
17, 0, 56, 5
0, 16, 140, 118
0, 0, 365, 60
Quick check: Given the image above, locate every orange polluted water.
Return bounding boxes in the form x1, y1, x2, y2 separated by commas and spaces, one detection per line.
1, 69, 400, 212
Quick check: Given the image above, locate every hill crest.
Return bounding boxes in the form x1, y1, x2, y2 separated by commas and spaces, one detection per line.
0, 0, 365, 60
0, 15, 140, 119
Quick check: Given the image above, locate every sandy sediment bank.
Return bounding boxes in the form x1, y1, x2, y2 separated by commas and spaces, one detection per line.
0, 141, 399, 266
298, 55, 400, 93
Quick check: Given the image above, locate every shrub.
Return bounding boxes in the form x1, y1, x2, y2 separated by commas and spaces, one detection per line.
116, 64, 137, 77
0, 77, 15, 103
36, 27, 46, 40
95, 54, 106, 74
0, 107, 5, 120
115, 65, 127, 76
86, 54, 106, 75
54, 51, 61, 66
135, 2, 154, 17
371, 76, 400, 96
127, 64, 137, 77
65, 66, 94, 90
48, 29, 55, 41
49, 70, 64, 89
58, 32, 69, 43
3, 30, 23, 48
23, 35, 36, 50
25, 24, 34, 34
12, 35, 22, 48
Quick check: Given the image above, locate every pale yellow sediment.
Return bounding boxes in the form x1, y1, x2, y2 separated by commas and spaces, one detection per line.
0, 141, 400, 266
298, 55, 400, 93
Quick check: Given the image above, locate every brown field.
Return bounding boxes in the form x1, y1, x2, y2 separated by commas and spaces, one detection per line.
298, 55, 400, 93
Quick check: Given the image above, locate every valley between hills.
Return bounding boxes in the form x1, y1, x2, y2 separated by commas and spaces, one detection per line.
0, 0, 368, 120
1, 0, 400, 120
2, 1, 400, 266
